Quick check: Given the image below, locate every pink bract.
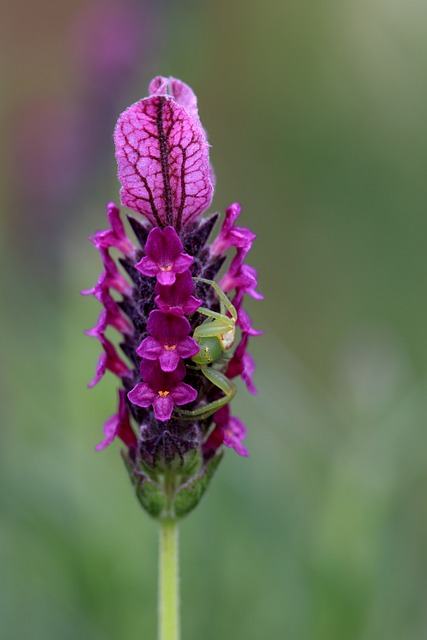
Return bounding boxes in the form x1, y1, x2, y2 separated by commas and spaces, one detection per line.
114, 77, 213, 230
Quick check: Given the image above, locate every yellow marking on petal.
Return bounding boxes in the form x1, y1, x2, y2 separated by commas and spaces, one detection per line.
160, 265, 173, 271
164, 344, 177, 351
158, 390, 170, 397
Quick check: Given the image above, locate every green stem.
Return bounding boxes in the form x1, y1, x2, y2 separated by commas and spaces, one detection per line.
159, 519, 180, 640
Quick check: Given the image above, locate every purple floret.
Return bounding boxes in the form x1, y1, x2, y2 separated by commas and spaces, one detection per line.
214, 405, 249, 457
128, 360, 197, 421
154, 270, 201, 316
136, 310, 199, 372
135, 226, 193, 285
96, 389, 137, 451
91, 202, 135, 257
211, 202, 255, 256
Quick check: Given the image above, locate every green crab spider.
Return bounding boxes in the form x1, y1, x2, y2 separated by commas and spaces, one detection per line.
175, 277, 237, 421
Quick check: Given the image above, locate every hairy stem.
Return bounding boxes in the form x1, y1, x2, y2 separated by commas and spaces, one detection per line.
159, 519, 180, 640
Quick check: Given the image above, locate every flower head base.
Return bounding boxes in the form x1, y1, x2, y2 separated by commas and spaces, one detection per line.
84, 76, 261, 519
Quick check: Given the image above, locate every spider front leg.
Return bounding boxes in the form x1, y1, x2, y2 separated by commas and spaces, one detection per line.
175, 367, 236, 421
194, 277, 237, 321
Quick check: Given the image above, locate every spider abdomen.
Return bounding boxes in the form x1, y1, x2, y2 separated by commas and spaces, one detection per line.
192, 336, 224, 366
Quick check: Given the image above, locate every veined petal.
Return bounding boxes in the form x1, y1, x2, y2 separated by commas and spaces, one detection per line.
149, 76, 200, 121
114, 92, 213, 230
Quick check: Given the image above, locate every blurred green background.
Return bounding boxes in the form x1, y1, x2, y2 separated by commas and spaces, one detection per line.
1, 0, 427, 638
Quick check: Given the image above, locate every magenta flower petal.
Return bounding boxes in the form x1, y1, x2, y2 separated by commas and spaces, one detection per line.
240, 352, 257, 395
156, 269, 177, 286
226, 334, 258, 395
128, 382, 157, 407
147, 310, 190, 342
237, 307, 263, 337
176, 336, 199, 358
91, 202, 135, 256
152, 394, 174, 421
95, 413, 120, 451
223, 416, 249, 457
96, 389, 137, 451
88, 336, 130, 388
140, 358, 186, 387
211, 203, 256, 256
82, 246, 132, 296
158, 349, 181, 372
214, 405, 249, 457
136, 336, 163, 360
146, 226, 183, 261
170, 382, 198, 406
173, 253, 193, 273
134, 256, 159, 278
92, 289, 133, 334
114, 86, 213, 229
155, 270, 201, 316
220, 263, 263, 301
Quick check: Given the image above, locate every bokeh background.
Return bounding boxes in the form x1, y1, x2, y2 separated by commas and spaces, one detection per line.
1, 0, 427, 638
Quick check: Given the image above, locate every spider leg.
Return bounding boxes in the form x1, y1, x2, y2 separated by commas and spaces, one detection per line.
193, 310, 234, 340
194, 277, 237, 321
175, 366, 236, 421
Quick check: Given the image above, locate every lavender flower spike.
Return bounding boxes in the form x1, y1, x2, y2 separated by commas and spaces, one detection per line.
84, 76, 261, 523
